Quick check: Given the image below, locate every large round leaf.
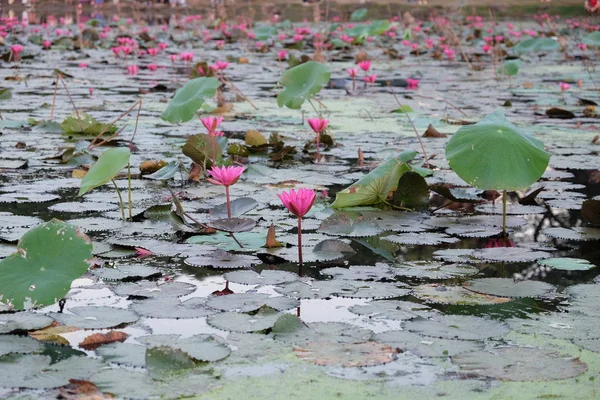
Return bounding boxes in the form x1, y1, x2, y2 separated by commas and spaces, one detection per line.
277, 61, 331, 109
445, 111, 550, 191
160, 77, 220, 123
0, 220, 93, 310
79, 147, 131, 196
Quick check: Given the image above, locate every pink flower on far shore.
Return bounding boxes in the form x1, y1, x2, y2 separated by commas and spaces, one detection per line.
10, 44, 23, 57
43, 40, 52, 49
78, 62, 88, 68
170, 54, 179, 62
148, 64, 158, 71
358, 60, 371, 71
364, 74, 377, 84
180, 52, 194, 62
207, 165, 245, 187
277, 50, 287, 60
201, 116, 223, 133
347, 68, 358, 78
578, 43, 587, 51
158, 42, 168, 50
277, 188, 316, 218
406, 78, 420, 89
559, 82, 571, 92
127, 65, 139, 75
147, 48, 159, 56
307, 118, 328, 134
215, 61, 229, 70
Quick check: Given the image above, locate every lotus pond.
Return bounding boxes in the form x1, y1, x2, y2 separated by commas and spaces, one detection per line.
1, 3, 600, 399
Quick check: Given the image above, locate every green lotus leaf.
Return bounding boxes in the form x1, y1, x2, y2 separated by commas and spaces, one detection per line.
277, 61, 331, 109
445, 111, 550, 191
0, 220, 93, 310
160, 77, 220, 123
79, 147, 131, 196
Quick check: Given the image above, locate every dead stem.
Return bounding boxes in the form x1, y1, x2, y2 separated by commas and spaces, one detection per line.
389, 85, 430, 169
89, 99, 142, 149
409, 94, 468, 117
59, 76, 84, 133
220, 76, 258, 110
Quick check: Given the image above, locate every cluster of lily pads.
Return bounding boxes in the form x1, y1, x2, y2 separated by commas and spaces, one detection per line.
0, 5, 600, 399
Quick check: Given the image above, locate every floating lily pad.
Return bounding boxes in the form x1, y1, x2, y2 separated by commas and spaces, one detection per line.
273, 319, 373, 345
0, 354, 104, 389
339, 281, 412, 299
374, 330, 484, 358
185, 250, 259, 269
349, 300, 439, 320
209, 218, 257, 233
539, 258, 596, 271
452, 347, 587, 381
508, 312, 600, 340
206, 293, 299, 312
130, 297, 216, 319
382, 232, 459, 246
414, 284, 511, 305
391, 262, 479, 279
207, 307, 282, 333
66, 217, 124, 232
112, 281, 196, 299
0, 214, 42, 229
91, 264, 162, 281
96, 342, 147, 367
319, 212, 384, 237
49, 306, 139, 329
445, 225, 504, 238
274, 280, 358, 299
405, 315, 510, 340
138, 334, 230, 362
475, 203, 546, 215
0, 335, 41, 356
210, 198, 259, 219
466, 277, 556, 298
472, 247, 552, 262
0, 313, 54, 334
49, 202, 118, 213
222, 270, 299, 286
432, 249, 482, 263
543, 227, 600, 241
320, 264, 396, 281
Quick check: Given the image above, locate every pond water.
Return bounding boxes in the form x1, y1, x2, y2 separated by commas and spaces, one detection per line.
1, 3, 600, 400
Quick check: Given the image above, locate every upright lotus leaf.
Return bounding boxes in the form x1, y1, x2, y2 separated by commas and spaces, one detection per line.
445, 111, 550, 191
79, 147, 131, 196
0, 220, 93, 310
277, 61, 331, 109
331, 150, 418, 208
0, 88, 12, 100
350, 7, 368, 22
160, 77, 220, 123
498, 60, 521, 76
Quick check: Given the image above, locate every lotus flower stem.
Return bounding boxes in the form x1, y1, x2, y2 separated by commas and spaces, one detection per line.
502, 190, 507, 236
225, 185, 232, 219
112, 179, 126, 221
50, 75, 59, 121
127, 163, 133, 220
297, 216, 303, 266
59, 76, 84, 134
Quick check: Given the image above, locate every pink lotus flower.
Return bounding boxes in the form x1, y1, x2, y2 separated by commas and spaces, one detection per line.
158, 42, 168, 50
147, 48, 159, 56
277, 50, 287, 60
10, 44, 23, 56
216, 40, 225, 48
358, 60, 371, 72
402, 40, 412, 47
55, 28, 63, 35
78, 62, 88, 68
482, 44, 492, 53
42, 40, 52, 49
411, 43, 419, 51
208, 131, 224, 137
148, 64, 158, 71
578, 43, 587, 51
256, 42, 264, 48
89, 87, 94, 95
277, 188, 316, 265
444, 48, 456, 60
215, 61, 229, 70
247, 32, 256, 40
127, 65, 139, 75
292, 34, 303, 42
201, 116, 223, 133
406, 78, 420, 89
559, 82, 571, 91
111, 46, 121, 56
495, 35, 504, 42
207, 165, 244, 187
121, 46, 133, 55
197, 65, 206, 75
207, 165, 245, 219
180, 52, 193, 62
307, 118, 328, 134
100, 32, 108, 39
135, 247, 153, 258
170, 54, 179, 62
364, 74, 377, 84
425, 38, 435, 48
278, 33, 287, 41
347, 68, 358, 78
